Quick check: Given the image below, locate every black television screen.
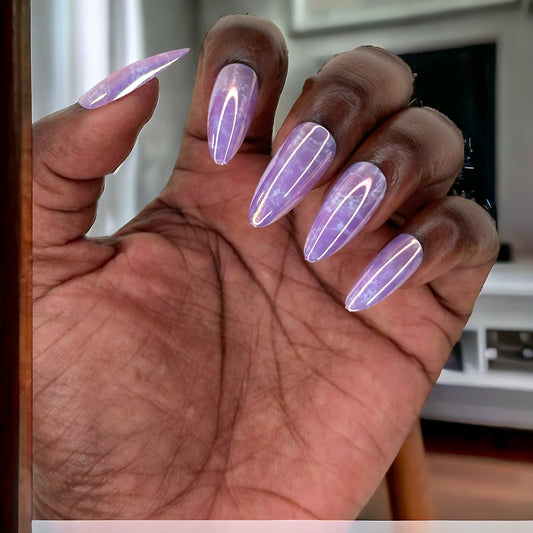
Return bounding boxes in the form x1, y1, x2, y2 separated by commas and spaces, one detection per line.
399, 43, 497, 222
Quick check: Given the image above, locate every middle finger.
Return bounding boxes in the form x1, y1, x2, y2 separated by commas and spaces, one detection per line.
249, 46, 414, 227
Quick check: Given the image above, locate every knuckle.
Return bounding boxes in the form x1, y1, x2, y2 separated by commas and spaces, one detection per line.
204, 15, 288, 76
308, 47, 414, 122
418, 106, 463, 145
387, 119, 427, 160
356, 45, 413, 78
309, 71, 372, 111
380, 107, 464, 182
302, 69, 377, 134
418, 107, 465, 177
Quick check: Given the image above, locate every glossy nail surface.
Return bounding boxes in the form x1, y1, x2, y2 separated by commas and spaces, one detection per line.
79, 48, 189, 109
208, 63, 258, 165
345, 233, 423, 312
304, 162, 387, 262
250, 122, 336, 227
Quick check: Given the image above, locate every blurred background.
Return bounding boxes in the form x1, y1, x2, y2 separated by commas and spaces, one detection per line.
31, 0, 533, 520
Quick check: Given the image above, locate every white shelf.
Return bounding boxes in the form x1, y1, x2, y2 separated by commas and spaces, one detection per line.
437, 368, 533, 392
425, 261, 533, 428
481, 261, 533, 296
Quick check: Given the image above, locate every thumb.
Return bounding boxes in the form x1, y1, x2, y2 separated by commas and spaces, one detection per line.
33, 79, 159, 248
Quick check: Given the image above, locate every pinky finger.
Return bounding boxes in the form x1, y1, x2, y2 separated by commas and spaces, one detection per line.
345, 196, 499, 315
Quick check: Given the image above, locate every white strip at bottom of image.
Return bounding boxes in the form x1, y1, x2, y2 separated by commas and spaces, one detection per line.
32, 520, 533, 533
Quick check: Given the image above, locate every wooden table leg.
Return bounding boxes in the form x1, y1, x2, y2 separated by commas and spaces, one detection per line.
386, 418, 435, 520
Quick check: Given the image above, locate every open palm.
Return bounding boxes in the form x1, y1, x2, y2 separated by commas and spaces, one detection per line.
33, 16, 498, 519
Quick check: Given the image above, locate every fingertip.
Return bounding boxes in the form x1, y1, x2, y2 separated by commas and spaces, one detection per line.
184, 14, 288, 153
399, 196, 499, 289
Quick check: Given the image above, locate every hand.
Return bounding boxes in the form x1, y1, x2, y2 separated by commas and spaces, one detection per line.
33, 15, 499, 519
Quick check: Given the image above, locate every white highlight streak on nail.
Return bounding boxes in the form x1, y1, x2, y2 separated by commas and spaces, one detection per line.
307, 177, 372, 262
251, 124, 332, 226
213, 86, 239, 164
283, 127, 331, 199
91, 91, 109, 105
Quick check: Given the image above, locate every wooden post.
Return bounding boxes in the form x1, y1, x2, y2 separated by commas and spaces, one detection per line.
386, 419, 435, 520
0, 0, 32, 531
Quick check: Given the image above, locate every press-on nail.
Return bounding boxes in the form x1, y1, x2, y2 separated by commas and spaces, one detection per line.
208, 63, 258, 165
304, 162, 386, 262
78, 48, 189, 109
249, 122, 336, 227
345, 233, 423, 312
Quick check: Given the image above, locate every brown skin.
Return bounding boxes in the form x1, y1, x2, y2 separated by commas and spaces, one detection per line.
33, 16, 499, 519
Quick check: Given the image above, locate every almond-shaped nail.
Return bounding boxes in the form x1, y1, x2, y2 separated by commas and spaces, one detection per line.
78, 48, 189, 109
304, 162, 387, 262
208, 63, 258, 165
345, 233, 423, 312
249, 122, 336, 227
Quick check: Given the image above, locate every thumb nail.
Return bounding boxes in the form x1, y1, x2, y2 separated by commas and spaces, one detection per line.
78, 48, 189, 109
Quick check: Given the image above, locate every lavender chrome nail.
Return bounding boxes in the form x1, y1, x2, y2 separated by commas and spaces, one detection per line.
78, 48, 189, 109
249, 122, 336, 227
345, 233, 423, 312
304, 162, 386, 262
208, 63, 258, 165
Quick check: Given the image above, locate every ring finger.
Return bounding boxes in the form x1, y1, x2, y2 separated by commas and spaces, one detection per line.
248, 45, 414, 228
304, 105, 464, 262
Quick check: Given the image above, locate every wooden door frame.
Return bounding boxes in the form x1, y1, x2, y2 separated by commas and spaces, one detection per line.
1, 0, 32, 531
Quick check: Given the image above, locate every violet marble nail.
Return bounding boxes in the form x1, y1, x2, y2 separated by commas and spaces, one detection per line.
249, 122, 336, 227
304, 161, 386, 262
208, 63, 258, 165
78, 48, 189, 109
345, 233, 423, 312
